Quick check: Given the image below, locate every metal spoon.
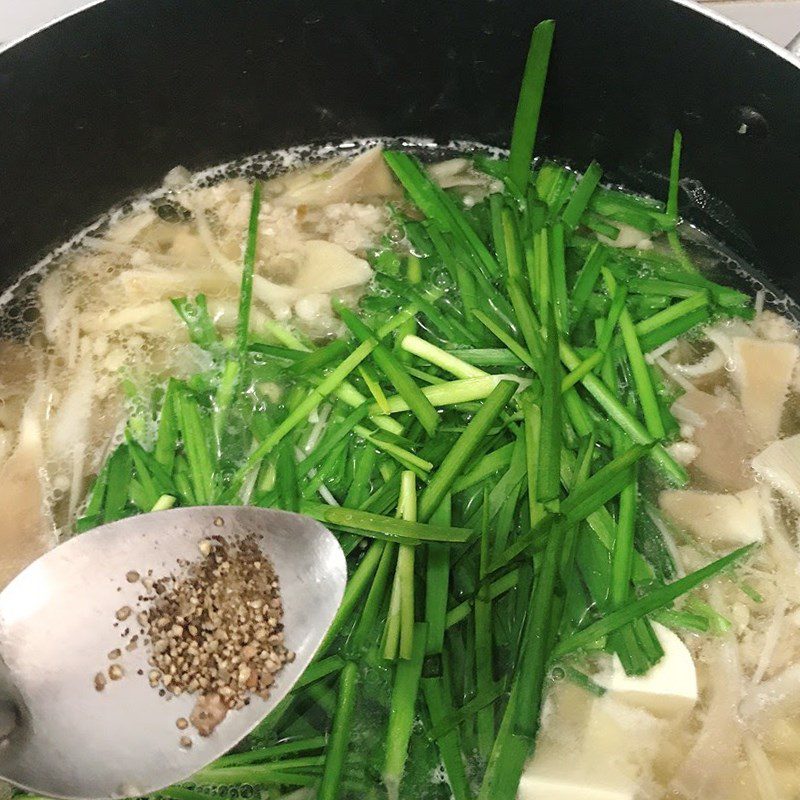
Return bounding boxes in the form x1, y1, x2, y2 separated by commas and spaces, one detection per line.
0, 505, 347, 800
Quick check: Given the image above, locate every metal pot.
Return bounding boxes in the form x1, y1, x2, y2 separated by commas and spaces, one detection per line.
0, 0, 798, 294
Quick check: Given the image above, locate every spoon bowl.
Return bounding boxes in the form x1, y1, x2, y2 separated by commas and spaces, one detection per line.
0, 506, 346, 799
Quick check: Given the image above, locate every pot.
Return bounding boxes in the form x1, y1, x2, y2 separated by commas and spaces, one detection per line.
0, 0, 799, 302
0, 0, 799, 301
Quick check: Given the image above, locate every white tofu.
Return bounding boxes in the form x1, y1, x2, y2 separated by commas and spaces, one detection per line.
659, 487, 764, 547
731, 337, 798, 446
752, 434, 800, 512
518, 773, 633, 800
595, 623, 698, 718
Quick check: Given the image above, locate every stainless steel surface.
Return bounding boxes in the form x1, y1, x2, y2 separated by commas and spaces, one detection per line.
0, 506, 347, 799
789, 29, 800, 57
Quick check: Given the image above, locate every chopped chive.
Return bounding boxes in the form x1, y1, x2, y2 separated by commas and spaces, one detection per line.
154, 379, 180, 472
473, 309, 537, 372
418, 380, 517, 521
561, 161, 602, 231
521, 391, 546, 528
604, 269, 666, 439
337, 304, 439, 436
209, 736, 327, 768
401, 334, 487, 379
559, 341, 687, 485
103, 445, 132, 523
537, 311, 562, 504
175, 389, 215, 505
421, 676, 472, 800
475, 493, 496, 756
667, 130, 682, 222
549, 222, 569, 332
383, 622, 428, 791
354, 425, 433, 476
634, 291, 709, 337
553, 544, 756, 659
582, 212, 620, 239
299, 501, 472, 544
425, 496, 452, 656
213, 360, 241, 447
451, 442, 516, 493
171, 294, 220, 349
395, 472, 418, 659
508, 20, 556, 192
571, 243, 607, 323
372, 374, 523, 415
235, 181, 262, 368
317, 661, 359, 800
319, 540, 384, 655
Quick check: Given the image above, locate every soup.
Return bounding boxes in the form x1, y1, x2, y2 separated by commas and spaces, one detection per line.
2, 19, 798, 800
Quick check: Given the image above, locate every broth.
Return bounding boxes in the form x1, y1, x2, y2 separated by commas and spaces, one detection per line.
1, 140, 799, 800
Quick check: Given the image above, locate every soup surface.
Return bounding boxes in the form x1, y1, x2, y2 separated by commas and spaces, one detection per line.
2, 23, 799, 800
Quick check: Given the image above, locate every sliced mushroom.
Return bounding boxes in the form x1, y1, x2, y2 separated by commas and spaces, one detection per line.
731, 337, 799, 446
751, 433, 800, 512
671, 389, 756, 492
293, 240, 373, 294
269, 147, 402, 207
0, 402, 56, 589
659, 487, 764, 547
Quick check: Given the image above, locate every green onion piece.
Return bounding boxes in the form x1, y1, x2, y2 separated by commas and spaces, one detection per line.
171, 294, 220, 349
396, 471, 418, 659
561, 160, 602, 231
559, 341, 687, 485
521, 391, 547, 527
421, 677, 472, 800
611, 469, 638, 609
213, 360, 241, 446
150, 494, 177, 511
571, 243, 607, 323
473, 309, 537, 372
418, 380, 518, 521
300, 501, 472, 543
560, 350, 604, 392
549, 222, 569, 332
175, 389, 215, 505
236, 180, 262, 368
508, 20, 556, 192
475, 493, 496, 756
383, 622, 428, 791
337, 304, 439, 436
354, 426, 433, 476
445, 569, 521, 629
209, 736, 326, 768
506, 279, 546, 370
553, 544, 756, 658
425, 496, 453, 655
153, 379, 179, 473
401, 334, 487, 379
537, 311, 562, 504
604, 268, 666, 439
358, 362, 390, 414
103, 445, 132, 523
372, 374, 523, 415
634, 291, 709, 338
349, 543, 396, 659
319, 540, 384, 655
451, 442, 515, 493
667, 130, 682, 222
317, 661, 359, 800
